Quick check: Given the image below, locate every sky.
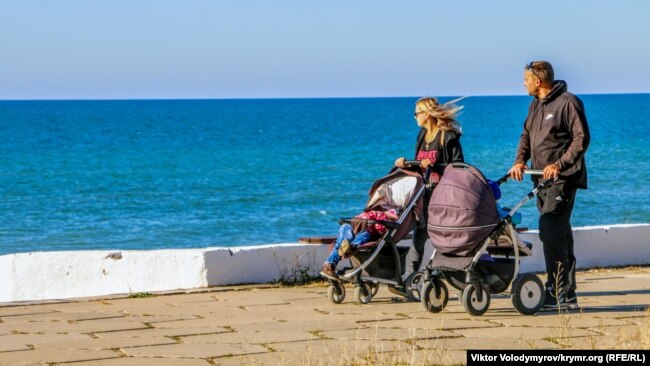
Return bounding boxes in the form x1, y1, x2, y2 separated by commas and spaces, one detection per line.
1, 1, 649, 100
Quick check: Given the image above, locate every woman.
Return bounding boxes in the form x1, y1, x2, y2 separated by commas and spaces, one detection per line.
395, 96, 465, 284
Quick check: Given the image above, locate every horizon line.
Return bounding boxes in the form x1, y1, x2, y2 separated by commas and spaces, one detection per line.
1, 91, 649, 102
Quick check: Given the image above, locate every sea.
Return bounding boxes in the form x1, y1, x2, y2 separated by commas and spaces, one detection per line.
1, 95, 649, 255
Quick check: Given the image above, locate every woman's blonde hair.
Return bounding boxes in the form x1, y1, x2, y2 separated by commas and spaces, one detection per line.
416, 96, 464, 133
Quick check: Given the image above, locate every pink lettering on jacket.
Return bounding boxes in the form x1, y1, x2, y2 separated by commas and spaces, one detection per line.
416, 150, 440, 183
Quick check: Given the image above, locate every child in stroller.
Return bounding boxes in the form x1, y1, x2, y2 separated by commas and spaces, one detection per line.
420, 163, 549, 316
321, 164, 429, 304
320, 208, 400, 280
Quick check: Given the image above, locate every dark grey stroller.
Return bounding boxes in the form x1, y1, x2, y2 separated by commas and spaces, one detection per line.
324, 163, 429, 304
419, 163, 550, 316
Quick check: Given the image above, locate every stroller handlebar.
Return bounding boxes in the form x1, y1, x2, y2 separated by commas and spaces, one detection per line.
496, 169, 544, 185
402, 160, 421, 167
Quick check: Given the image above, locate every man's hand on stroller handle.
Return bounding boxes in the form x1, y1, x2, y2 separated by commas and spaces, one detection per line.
542, 163, 560, 180
508, 163, 528, 181
499, 167, 555, 190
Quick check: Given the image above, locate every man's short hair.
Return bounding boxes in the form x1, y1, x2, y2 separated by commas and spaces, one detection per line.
526, 61, 554, 84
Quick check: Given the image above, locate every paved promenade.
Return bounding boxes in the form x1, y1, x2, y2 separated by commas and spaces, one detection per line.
1, 267, 648, 366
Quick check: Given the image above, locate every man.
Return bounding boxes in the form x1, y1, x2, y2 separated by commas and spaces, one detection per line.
509, 61, 590, 310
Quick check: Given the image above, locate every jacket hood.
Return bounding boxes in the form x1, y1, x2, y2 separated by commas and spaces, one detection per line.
541, 80, 568, 104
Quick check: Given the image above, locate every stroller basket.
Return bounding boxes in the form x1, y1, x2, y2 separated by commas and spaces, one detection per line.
440, 257, 515, 294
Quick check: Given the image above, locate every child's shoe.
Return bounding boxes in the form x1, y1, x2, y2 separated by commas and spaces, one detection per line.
337, 239, 357, 257
320, 263, 338, 281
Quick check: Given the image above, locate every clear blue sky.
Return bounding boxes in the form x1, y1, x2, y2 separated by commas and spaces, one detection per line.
1, 1, 649, 100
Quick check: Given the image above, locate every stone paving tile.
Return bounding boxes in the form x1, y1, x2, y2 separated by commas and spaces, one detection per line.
123, 342, 268, 359
588, 324, 647, 337
365, 316, 500, 331
0, 308, 57, 318
558, 325, 645, 349
232, 320, 369, 334
454, 325, 597, 340
51, 300, 204, 317
0, 349, 118, 366
0, 316, 151, 335
489, 312, 630, 328
322, 326, 457, 341
0, 333, 90, 352
225, 348, 468, 366
147, 318, 243, 330
181, 330, 318, 345
258, 338, 410, 364
95, 326, 234, 339
404, 349, 467, 366
218, 352, 309, 366
70, 357, 212, 365
35, 336, 178, 351
414, 335, 558, 351
0, 311, 127, 324
0, 344, 32, 353
127, 314, 203, 323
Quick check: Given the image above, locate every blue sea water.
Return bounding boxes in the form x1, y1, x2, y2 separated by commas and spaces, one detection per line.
1, 95, 649, 255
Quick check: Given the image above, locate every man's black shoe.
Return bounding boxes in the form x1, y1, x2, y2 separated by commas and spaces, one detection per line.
544, 287, 579, 310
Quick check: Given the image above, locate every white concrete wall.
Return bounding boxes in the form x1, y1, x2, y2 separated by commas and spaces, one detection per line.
0, 249, 207, 303
516, 224, 650, 273
0, 255, 14, 302
204, 244, 329, 286
0, 224, 648, 303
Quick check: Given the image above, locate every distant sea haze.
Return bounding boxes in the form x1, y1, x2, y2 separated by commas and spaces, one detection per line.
1, 95, 649, 255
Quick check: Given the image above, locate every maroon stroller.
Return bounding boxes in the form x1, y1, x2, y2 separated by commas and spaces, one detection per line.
420, 163, 549, 316
325, 163, 428, 304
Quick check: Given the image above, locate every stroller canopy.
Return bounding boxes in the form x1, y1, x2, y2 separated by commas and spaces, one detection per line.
365, 168, 425, 242
367, 174, 418, 210
428, 163, 500, 256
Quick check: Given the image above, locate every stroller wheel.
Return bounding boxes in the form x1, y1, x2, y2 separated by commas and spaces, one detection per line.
367, 282, 379, 297
511, 273, 545, 315
406, 271, 424, 302
327, 282, 346, 304
421, 278, 448, 313
462, 283, 491, 316
354, 282, 373, 304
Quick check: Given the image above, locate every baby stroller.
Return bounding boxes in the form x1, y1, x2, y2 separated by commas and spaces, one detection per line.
325, 162, 430, 305
419, 163, 550, 316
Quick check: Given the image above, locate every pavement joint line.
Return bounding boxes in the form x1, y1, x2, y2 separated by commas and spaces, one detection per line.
166, 330, 237, 338
68, 315, 128, 323
0, 311, 57, 318
74, 341, 180, 351
584, 276, 626, 281
50, 356, 126, 365
355, 317, 420, 324
256, 337, 329, 345
0, 347, 33, 353
210, 350, 292, 360
246, 302, 292, 307
83, 326, 153, 335
139, 317, 202, 324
